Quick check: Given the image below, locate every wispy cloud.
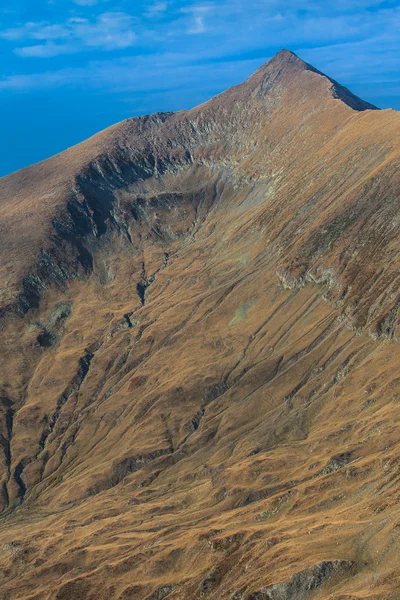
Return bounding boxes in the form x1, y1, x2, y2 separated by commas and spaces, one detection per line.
73, 0, 99, 5
188, 15, 206, 34
0, 52, 262, 97
145, 2, 168, 16
72, 0, 111, 5
1, 12, 137, 57
181, 4, 215, 35
2, 1, 399, 96
0, 70, 77, 90
16, 43, 71, 58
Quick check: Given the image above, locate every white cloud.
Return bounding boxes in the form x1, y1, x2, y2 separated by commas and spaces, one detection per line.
1, 12, 137, 57
189, 15, 206, 34
146, 2, 168, 16
0, 69, 78, 90
182, 4, 214, 34
72, 0, 113, 5
0, 53, 262, 95
15, 43, 72, 58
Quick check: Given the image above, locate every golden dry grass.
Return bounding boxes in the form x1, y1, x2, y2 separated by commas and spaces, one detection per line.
0, 50, 400, 599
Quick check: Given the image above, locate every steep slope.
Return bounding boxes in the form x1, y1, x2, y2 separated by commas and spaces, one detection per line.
1, 50, 400, 599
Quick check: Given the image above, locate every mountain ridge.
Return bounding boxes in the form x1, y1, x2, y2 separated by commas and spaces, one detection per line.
0, 50, 387, 317
254, 49, 378, 111
0, 49, 379, 180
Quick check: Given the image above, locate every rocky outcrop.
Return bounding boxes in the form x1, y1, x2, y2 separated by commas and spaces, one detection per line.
247, 561, 355, 599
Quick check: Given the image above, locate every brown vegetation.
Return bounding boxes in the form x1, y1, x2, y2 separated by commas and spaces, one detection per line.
0, 50, 400, 599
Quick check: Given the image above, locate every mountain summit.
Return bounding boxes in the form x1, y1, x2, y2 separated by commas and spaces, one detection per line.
253, 49, 377, 111
0, 51, 400, 599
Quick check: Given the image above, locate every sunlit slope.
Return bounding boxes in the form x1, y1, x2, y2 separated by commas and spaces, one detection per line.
0, 50, 400, 599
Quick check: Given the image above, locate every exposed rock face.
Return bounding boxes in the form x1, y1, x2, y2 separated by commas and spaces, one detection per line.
246, 561, 355, 599
0, 49, 400, 599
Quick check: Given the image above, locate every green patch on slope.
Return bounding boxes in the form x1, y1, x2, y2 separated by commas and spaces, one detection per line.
229, 303, 253, 327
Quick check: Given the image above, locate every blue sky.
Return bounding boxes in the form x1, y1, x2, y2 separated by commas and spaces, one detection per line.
1, 0, 399, 177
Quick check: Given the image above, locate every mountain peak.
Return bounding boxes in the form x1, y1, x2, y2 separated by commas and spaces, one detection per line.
251, 48, 307, 79
251, 48, 378, 112
270, 48, 304, 64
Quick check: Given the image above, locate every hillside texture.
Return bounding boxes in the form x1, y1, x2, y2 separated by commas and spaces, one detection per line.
1, 50, 400, 599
